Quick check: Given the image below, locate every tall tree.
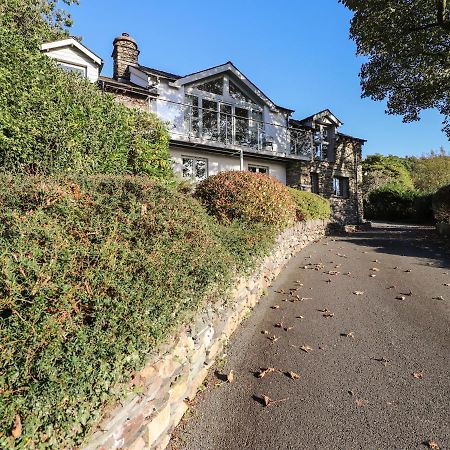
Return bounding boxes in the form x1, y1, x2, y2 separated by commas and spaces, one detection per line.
340, 0, 450, 138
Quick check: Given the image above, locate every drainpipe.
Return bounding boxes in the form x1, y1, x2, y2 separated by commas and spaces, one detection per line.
240, 147, 244, 171
354, 143, 361, 224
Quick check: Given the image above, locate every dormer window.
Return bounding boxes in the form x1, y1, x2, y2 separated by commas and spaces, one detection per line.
58, 62, 86, 78
195, 77, 224, 95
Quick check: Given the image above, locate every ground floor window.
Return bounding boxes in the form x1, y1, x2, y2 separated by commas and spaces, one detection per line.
333, 176, 349, 198
248, 164, 269, 175
182, 156, 208, 181
310, 172, 319, 194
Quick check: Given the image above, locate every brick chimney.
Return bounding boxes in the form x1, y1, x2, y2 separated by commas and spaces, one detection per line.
112, 33, 139, 81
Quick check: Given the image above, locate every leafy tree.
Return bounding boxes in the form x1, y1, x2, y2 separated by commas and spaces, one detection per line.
404, 148, 450, 192
362, 154, 414, 197
340, 0, 450, 138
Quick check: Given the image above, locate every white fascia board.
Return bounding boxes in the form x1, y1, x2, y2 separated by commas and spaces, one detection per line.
315, 110, 343, 127
41, 38, 103, 67
170, 62, 278, 111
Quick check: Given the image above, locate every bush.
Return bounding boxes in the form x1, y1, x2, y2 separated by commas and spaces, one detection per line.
0, 175, 278, 448
0, 0, 171, 178
433, 184, 450, 223
194, 171, 296, 228
287, 188, 331, 221
364, 186, 433, 222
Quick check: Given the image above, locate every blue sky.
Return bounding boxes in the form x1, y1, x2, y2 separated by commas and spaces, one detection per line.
67, 0, 448, 157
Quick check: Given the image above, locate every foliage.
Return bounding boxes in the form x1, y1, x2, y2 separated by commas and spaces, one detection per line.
287, 188, 331, 221
433, 183, 450, 223
362, 154, 414, 197
364, 185, 433, 222
0, 175, 280, 448
340, 0, 450, 137
194, 171, 296, 228
403, 148, 450, 193
0, 0, 172, 178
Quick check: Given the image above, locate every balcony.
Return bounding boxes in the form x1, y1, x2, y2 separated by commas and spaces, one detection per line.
163, 100, 314, 161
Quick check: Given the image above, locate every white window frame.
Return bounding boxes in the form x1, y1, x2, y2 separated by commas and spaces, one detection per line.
57, 61, 87, 78
333, 176, 349, 198
181, 156, 208, 182
248, 164, 269, 175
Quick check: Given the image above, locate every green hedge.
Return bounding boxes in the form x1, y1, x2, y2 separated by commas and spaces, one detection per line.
194, 171, 296, 228
0, 1, 171, 178
364, 186, 433, 222
0, 175, 277, 448
433, 184, 450, 224
287, 188, 331, 221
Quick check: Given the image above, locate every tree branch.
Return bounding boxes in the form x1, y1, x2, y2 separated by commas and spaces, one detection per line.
437, 0, 450, 31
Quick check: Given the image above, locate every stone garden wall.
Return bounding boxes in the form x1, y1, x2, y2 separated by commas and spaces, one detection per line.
84, 219, 329, 450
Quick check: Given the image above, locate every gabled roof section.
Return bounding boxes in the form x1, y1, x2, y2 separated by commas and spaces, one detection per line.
170, 61, 292, 113
40, 38, 103, 66
137, 65, 182, 82
336, 132, 366, 143
299, 109, 343, 127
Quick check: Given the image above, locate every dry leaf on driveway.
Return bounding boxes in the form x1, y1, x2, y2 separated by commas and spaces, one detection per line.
370, 274, 376, 277
259, 395, 288, 407
396, 295, 406, 301
400, 290, 413, 296
300, 345, 313, 353
426, 440, 440, 449
271, 305, 280, 310
432, 296, 444, 300
412, 371, 424, 379
404, 269, 412, 273
341, 331, 355, 338
286, 371, 300, 380
226, 370, 234, 383
353, 291, 364, 295
322, 313, 335, 318
296, 315, 305, 320
256, 367, 277, 378
268, 335, 279, 343
371, 267, 380, 272
318, 308, 331, 313
261, 330, 269, 335
355, 398, 368, 407
443, 283, 450, 287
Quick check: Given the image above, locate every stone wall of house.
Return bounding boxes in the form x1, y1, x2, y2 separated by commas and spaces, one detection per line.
83, 219, 328, 450
286, 139, 363, 224
111, 92, 149, 111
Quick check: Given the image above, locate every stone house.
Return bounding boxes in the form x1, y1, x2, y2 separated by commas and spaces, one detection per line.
41, 33, 365, 224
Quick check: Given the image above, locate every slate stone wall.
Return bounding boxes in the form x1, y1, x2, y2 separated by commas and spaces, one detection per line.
83, 220, 328, 450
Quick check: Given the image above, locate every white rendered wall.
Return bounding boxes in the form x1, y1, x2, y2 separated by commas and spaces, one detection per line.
169, 146, 287, 184
44, 46, 99, 82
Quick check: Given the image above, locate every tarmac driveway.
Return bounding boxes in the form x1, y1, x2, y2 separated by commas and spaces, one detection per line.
170, 223, 450, 450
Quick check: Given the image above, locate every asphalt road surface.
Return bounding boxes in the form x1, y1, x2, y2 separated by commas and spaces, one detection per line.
170, 223, 450, 450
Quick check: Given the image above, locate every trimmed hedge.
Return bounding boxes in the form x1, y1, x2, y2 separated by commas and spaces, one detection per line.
194, 171, 296, 228
0, 175, 278, 448
0, 1, 171, 178
364, 186, 433, 222
433, 184, 450, 224
287, 188, 331, 221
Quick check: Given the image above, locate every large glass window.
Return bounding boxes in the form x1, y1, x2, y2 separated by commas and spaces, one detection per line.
333, 177, 349, 198
185, 95, 199, 136
202, 99, 219, 140
220, 104, 232, 143
235, 107, 249, 145
58, 62, 86, 78
229, 80, 254, 103
248, 164, 268, 174
182, 156, 208, 181
195, 78, 224, 95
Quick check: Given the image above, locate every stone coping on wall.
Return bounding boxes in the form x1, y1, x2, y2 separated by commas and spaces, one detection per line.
83, 219, 329, 450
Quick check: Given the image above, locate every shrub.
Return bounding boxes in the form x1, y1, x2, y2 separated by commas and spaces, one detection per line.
0, 175, 279, 448
364, 186, 433, 222
0, 0, 171, 178
433, 184, 450, 223
194, 171, 296, 228
287, 188, 331, 221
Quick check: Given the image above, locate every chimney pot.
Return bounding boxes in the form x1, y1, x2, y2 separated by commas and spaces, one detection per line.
112, 32, 139, 81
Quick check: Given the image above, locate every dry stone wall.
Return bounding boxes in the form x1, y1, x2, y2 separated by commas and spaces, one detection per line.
84, 220, 328, 450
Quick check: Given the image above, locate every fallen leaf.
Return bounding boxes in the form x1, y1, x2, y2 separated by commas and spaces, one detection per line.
404, 269, 412, 273
286, 371, 300, 380
322, 313, 335, 318
257, 367, 276, 378
326, 278, 332, 283
355, 398, 368, 407
11, 415, 22, 439
370, 274, 376, 278
426, 440, 440, 449
373, 259, 379, 263
373, 357, 389, 366
300, 345, 313, 353
284, 326, 294, 331
443, 283, 450, 287
344, 272, 352, 276
353, 291, 364, 295
271, 305, 280, 310
268, 335, 279, 343
261, 330, 269, 335
432, 295, 444, 300
396, 295, 406, 301
259, 395, 288, 407
318, 308, 330, 313
393, 266, 399, 269
301, 297, 312, 301
412, 371, 423, 379
400, 290, 413, 296
326, 270, 340, 275
226, 370, 234, 383
371, 267, 380, 272
296, 315, 305, 319
348, 389, 355, 396
341, 331, 355, 338
387, 285, 395, 289
274, 322, 283, 328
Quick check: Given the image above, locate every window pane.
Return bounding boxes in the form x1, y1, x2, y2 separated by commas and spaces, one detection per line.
185, 95, 199, 136
235, 107, 249, 145
195, 159, 207, 181
182, 158, 194, 178
250, 110, 263, 148
202, 100, 218, 140
322, 144, 328, 160
219, 104, 232, 143
229, 80, 253, 103
333, 177, 341, 196
58, 62, 85, 77
196, 78, 223, 95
